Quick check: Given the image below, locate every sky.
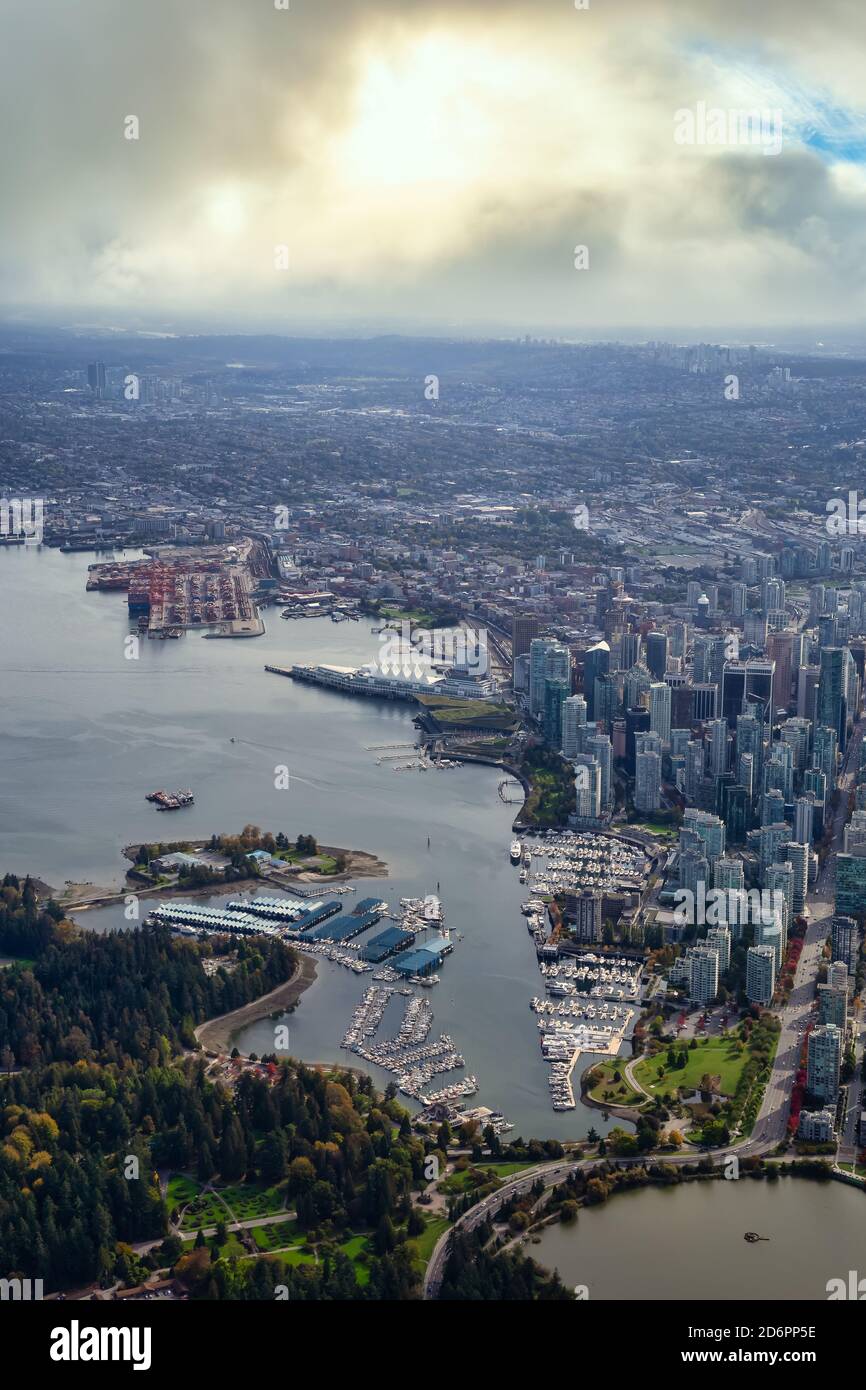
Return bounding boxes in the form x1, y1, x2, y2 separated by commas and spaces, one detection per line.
4, 0, 866, 336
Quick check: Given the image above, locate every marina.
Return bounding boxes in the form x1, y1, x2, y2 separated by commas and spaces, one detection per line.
520, 829, 650, 896
341, 985, 478, 1104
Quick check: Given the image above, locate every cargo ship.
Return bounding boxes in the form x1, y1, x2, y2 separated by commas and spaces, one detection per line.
146, 789, 195, 811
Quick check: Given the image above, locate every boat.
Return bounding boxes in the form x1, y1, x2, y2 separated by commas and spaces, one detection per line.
510, 839, 522, 864
146, 789, 194, 811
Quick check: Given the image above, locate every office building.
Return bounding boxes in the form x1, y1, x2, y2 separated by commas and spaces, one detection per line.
646, 631, 669, 680
582, 640, 610, 721
512, 614, 540, 661
649, 681, 672, 746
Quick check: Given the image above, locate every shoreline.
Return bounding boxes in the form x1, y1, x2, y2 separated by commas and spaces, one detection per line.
194, 953, 319, 1053
57, 844, 388, 913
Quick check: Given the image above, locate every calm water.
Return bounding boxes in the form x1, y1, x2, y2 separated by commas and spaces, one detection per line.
0, 545, 623, 1139
533, 1178, 866, 1299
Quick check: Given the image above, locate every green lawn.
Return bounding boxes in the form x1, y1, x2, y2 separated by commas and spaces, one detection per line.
166, 1174, 200, 1209
585, 1060, 644, 1107
632, 1035, 748, 1099
338, 1234, 372, 1287
484, 1161, 537, 1178
407, 1215, 450, 1268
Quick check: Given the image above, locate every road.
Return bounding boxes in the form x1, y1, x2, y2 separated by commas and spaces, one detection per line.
425, 718, 865, 1298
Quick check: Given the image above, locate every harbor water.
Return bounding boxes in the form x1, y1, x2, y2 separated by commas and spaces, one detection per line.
0, 544, 623, 1139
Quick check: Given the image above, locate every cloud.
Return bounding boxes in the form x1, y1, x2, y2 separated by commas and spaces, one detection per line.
3, 0, 866, 331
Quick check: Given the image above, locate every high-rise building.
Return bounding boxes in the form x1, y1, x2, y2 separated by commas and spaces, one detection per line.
691, 683, 718, 722
786, 840, 809, 915
779, 717, 811, 776
830, 914, 858, 972
797, 664, 820, 723
649, 681, 672, 746
793, 793, 816, 845
707, 718, 729, 777
731, 581, 747, 619
688, 946, 719, 1004
746, 945, 776, 1005
807, 1025, 842, 1103
745, 658, 775, 722
817, 975, 848, 1030
561, 694, 588, 759
594, 672, 621, 730
87, 361, 107, 395
736, 712, 764, 788
574, 755, 602, 820
683, 809, 726, 865
624, 706, 651, 775
586, 733, 612, 809
754, 915, 784, 977
512, 614, 540, 661
714, 857, 744, 893
705, 925, 731, 974
635, 749, 661, 812
817, 647, 846, 748
722, 783, 749, 845
573, 891, 602, 943
582, 641, 610, 721
529, 638, 556, 718
765, 862, 794, 926
761, 788, 786, 828
646, 631, 669, 680
759, 823, 791, 882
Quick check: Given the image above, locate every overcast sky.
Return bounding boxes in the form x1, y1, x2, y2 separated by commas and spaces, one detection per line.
4, 0, 866, 336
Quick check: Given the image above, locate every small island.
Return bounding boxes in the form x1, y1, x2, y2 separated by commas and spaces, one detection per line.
57, 826, 387, 911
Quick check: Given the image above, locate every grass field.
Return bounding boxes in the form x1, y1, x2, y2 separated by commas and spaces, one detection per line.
585, 1060, 644, 1107
632, 1035, 747, 1099
407, 1215, 450, 1268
